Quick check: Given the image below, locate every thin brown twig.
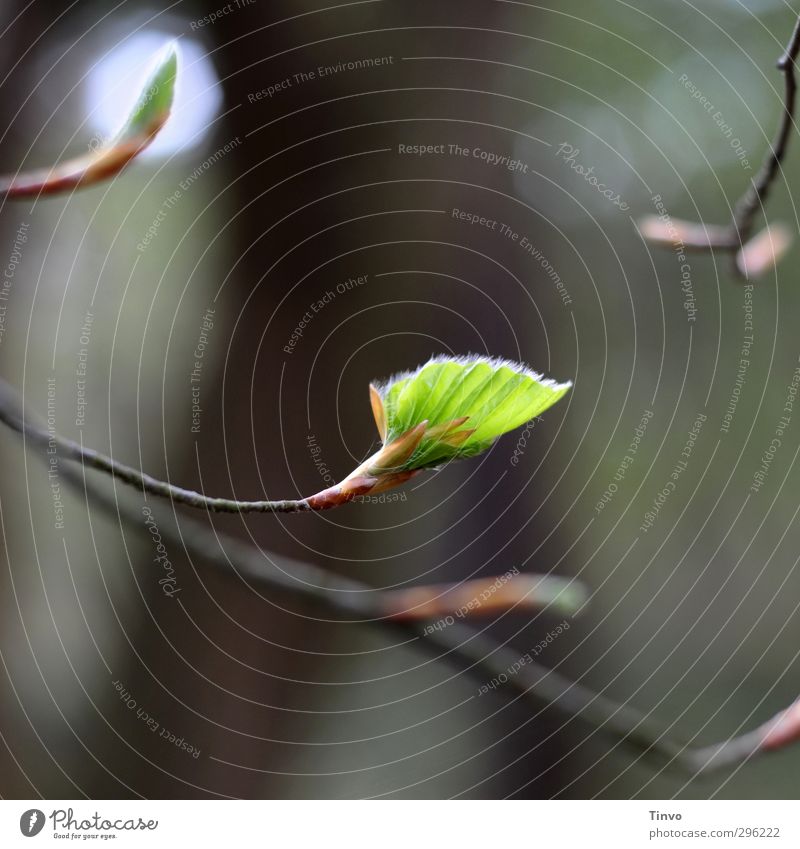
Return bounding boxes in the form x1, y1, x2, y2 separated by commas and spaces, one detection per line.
0, 381, 460, 514
0, 378, 310, 513
0, 46, 177, 201
639, 13, 800, 272
733, 13, 800, 243
0, 135, 161, 201
0, 376, 796, 776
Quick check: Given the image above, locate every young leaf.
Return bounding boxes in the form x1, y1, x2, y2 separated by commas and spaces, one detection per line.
0, 44, 178, 199
305, 355, 570, 509
370, 355, 571, 472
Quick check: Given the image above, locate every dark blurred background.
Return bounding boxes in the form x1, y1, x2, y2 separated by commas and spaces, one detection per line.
1, 0, 799, 799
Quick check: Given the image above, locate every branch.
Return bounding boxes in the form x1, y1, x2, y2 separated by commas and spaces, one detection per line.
0, 356, 572, 514
0, 380, 311, 513
733, 13, 800, 241
0, 376, 795, 776
684, 695, 800, 774
0, 45, 177, 200
639, 13, 800, 275
0, 386, 426, 512
26, 416, 685, 764
381, 573, 587, 621
0, 374, 581, 618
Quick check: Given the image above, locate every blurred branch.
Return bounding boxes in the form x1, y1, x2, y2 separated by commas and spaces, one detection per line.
639, 13, 800, 276
381, 573, 587, 621
684, 695, 800, 774
637, 216, 737, 251
0, 375, 796, 775
0, 135, 160, 200
734, 14, 800, 241
0, 45, 176, 200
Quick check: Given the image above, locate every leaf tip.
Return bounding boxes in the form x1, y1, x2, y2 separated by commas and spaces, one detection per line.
116, 42, 180, 144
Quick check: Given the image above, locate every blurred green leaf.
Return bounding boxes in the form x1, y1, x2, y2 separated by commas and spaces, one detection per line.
115, 43, 178, 144
0, 44, 178, 199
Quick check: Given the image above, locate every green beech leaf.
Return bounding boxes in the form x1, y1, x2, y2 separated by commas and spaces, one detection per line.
370, 355, 571, 472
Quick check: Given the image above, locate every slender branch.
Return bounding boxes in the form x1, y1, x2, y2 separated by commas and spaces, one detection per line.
0, 355, 574, 514
0, 377, 796, 776
0, 382, 444, 514
0, 375, 579, 617
432, 624, 800, 778
684, 695, 800, 774
639, 13, 800, 272
32, 420, 691, 767
1, 46, 177, 201
381, 574, 587, 621
733, 13, 800, 242
0, 379, 311, 513
0, 137, 158, 201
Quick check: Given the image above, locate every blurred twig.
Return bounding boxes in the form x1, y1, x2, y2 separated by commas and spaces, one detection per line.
734, 14, 800, 242
683, 696, 800, 774
639, 13, 800, 276
0, 46, 177, 200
